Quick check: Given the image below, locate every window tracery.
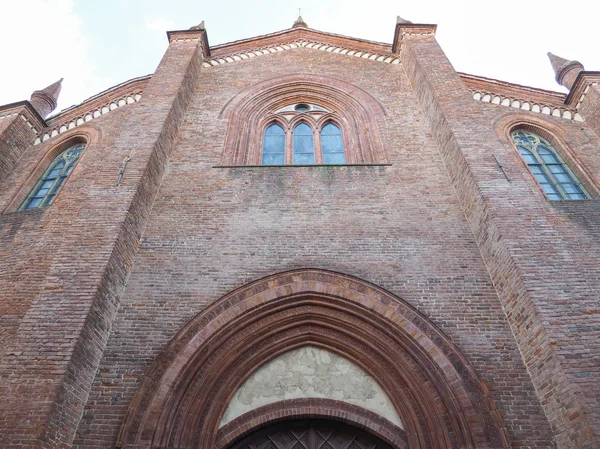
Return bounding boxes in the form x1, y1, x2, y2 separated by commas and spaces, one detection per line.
220, 75, 387, 165
511, 129, 589, 200
260, 103, 346, 165
20, 143, 85, 210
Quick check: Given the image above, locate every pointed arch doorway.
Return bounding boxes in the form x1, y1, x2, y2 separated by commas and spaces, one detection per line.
117, 269, 511, 449
227, 419, 393, 449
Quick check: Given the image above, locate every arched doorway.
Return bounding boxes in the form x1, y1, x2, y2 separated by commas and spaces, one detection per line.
117, 269, 510, 449
228, 419, 392, 449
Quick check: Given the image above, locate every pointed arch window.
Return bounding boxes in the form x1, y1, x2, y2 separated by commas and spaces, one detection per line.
258, 103, 348, 165
320, 122, 346, 164
511, 130, 589, 200
292, 122, 315, 164
262, 123, 286, 165
20, 143, 85, 210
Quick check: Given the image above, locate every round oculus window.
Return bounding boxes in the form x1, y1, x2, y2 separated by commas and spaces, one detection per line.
294, 103, 311, 113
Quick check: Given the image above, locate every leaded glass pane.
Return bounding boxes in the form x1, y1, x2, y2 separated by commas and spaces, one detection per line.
293, 122, 315, 164
262, 123, 285, 165
510, 130, 589, 200
323, 153, 346, 164
20, 143, 85, 210
320, 123, 345, 164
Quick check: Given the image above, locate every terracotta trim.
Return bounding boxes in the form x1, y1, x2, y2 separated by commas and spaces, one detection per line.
117, 269, 510, 449
216, 399, 409, 449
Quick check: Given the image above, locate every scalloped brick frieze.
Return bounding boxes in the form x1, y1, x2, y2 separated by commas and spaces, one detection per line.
471, 90, 583, 122
202, 39, 400, 67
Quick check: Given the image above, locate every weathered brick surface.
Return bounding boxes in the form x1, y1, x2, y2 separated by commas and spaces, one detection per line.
73, 44, 556, 448
1, 23, 598, 449
0, 30, 205, 448
0, 104, 41, 182
400, 31, 599, 448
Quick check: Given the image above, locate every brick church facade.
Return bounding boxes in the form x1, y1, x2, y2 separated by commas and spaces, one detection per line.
0, 16, 599, 449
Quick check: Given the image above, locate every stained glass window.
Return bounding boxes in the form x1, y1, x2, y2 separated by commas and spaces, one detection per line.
20, 143, 85, 210
511, 130, 588, 200
292, 122, 315, 164
262, 123, 286, 165
320, 122, 345, 164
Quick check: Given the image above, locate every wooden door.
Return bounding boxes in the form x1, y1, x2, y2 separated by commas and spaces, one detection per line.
228, 419, 394, 449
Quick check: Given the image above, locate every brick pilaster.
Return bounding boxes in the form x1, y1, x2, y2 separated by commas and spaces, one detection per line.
0, 28, 206, 449
399, 26, 599, 449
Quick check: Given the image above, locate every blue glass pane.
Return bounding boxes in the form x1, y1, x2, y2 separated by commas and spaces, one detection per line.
547, 193, 562, 201
547, 164, 567, 174
554, 172, 574, 183
323, 153, 346, 164
265, 123, 285, 135
569, 193, 587, 200
39, 180, 55, 190
529, 165, 544, 174
523, 154, 538, 165
26, 197, 43, 209
263, 135, 285, 153
262, 154, 285, 165
293, 153, 315, 164
321, 135, 343, 153
538, 149, 559, 164
294, 123, 312, 135
262, 124, 285, 165
534, 173, 551, 183
321, 123, 341, 136
562, 183, 583, 194
541, 183, 560, 195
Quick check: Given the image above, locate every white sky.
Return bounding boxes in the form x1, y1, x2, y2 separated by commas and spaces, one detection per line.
1, 0, 599, 113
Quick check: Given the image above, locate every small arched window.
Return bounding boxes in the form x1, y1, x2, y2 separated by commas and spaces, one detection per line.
292, 122, 315, 164
262, 123, 286, 165
20, 143, 85, 210
511, 130, 589, 200
320, 122, 345, 164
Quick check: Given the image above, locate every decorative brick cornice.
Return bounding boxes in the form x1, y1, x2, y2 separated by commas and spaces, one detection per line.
470, 89, 582, 121
167, 28, 210, 58
34, 92, 143, 145
33, 76, 150, 146
202, 39, 399, 67
392, 23, 437, 54
0, 101, 47, 132
565, 71, 600, 107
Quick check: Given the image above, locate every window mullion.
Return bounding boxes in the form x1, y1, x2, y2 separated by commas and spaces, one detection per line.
314, 126, 322, 164
533, 144, 567, 200
285, 126, 293, 164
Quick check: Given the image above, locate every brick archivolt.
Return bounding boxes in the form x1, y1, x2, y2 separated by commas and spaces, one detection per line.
117, 269, 511, 449
220, 74, 388, 165
471, 90, 583, 121
203, 39, 400, 68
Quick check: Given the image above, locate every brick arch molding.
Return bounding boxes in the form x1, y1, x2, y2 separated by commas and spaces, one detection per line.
216, 398, 410, 449
219, 74, 388, 165
116, 269, 511, 449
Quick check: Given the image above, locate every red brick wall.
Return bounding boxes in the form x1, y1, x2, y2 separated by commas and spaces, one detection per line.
400, 31, 599, 449
73, 45, 556, 449
1, 26, 599, 449
0, 31, 205, 448
0, 105, 39, 181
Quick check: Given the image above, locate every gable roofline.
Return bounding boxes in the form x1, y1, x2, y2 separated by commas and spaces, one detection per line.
209, 26, 393, 57
459, 72, 566, 102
